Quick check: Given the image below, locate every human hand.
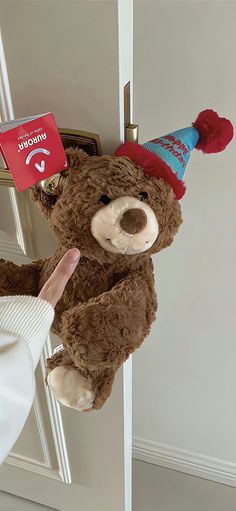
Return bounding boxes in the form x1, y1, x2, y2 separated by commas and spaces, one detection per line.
38, 248, 80, 307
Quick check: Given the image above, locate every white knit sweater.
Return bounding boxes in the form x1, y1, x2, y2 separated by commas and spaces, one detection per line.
0, 296, 54, 464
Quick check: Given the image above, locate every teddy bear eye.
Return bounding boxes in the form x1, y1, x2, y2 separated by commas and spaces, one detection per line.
139, 191, 149, 201
100, 195, 112, 205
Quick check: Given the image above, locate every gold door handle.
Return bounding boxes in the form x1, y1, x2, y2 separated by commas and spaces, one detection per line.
124, 81, 139, 143
0, 168, 14, 187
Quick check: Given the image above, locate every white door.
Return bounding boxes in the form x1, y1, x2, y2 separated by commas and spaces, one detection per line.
0, 1, 133, 510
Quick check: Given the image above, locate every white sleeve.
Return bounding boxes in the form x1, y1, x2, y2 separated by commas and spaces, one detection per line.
0, 296, 54, 465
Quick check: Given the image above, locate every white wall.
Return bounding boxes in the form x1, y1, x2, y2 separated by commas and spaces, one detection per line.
133, 0, 236, 484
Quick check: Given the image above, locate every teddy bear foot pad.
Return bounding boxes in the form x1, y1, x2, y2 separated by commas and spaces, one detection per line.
47, 366, 94, 411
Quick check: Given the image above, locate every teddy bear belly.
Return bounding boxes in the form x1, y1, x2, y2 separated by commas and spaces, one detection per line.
51, 271, 112, 336
40, 256, 129, 337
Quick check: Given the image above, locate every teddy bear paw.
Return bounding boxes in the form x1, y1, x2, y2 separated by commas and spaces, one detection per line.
47, 366, 94, 411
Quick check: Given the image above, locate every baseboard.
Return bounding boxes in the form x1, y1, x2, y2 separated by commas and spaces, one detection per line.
133, 437, 236, 487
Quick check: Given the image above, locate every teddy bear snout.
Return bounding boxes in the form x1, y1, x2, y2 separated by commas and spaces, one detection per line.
120, 208, 147, 235
91, 195, 159, 255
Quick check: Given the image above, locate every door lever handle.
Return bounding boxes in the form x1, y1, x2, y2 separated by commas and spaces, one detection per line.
125, 123, 139, 143
124, 81, 139, 143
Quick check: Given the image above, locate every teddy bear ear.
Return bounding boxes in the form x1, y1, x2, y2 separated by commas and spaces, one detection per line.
66, 147, 89, 169
30, 147, 89, 219
30, 179, 64, 219
31, 147, 87, 212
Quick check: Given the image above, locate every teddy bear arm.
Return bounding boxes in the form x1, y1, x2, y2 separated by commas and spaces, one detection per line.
0, 259, 42, 296
61, 272, 156, 371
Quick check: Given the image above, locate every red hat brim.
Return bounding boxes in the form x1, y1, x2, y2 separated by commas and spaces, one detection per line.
115, 142, 186, 200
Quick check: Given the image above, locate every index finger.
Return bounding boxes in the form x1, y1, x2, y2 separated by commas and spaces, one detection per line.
39, 248, 80, 307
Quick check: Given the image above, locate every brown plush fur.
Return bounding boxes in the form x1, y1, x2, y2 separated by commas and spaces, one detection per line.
0, 148, 182, 409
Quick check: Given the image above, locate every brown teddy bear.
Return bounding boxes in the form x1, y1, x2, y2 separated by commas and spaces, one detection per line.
0, 110, 233, 411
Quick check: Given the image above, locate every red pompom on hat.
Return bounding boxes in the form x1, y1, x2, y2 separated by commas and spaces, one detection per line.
193, 109, 234, 153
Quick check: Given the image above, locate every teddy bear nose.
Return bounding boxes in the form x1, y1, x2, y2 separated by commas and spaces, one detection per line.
120, 208, 147, 235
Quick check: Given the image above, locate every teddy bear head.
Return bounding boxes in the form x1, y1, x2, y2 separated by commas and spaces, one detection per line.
31, 110, 233, 265
31, 147, 182, 265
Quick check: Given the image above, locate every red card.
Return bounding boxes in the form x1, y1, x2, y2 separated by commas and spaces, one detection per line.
0, 113, 68, 192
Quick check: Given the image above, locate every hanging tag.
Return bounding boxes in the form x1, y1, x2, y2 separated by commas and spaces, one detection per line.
0, 112, 68, 192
